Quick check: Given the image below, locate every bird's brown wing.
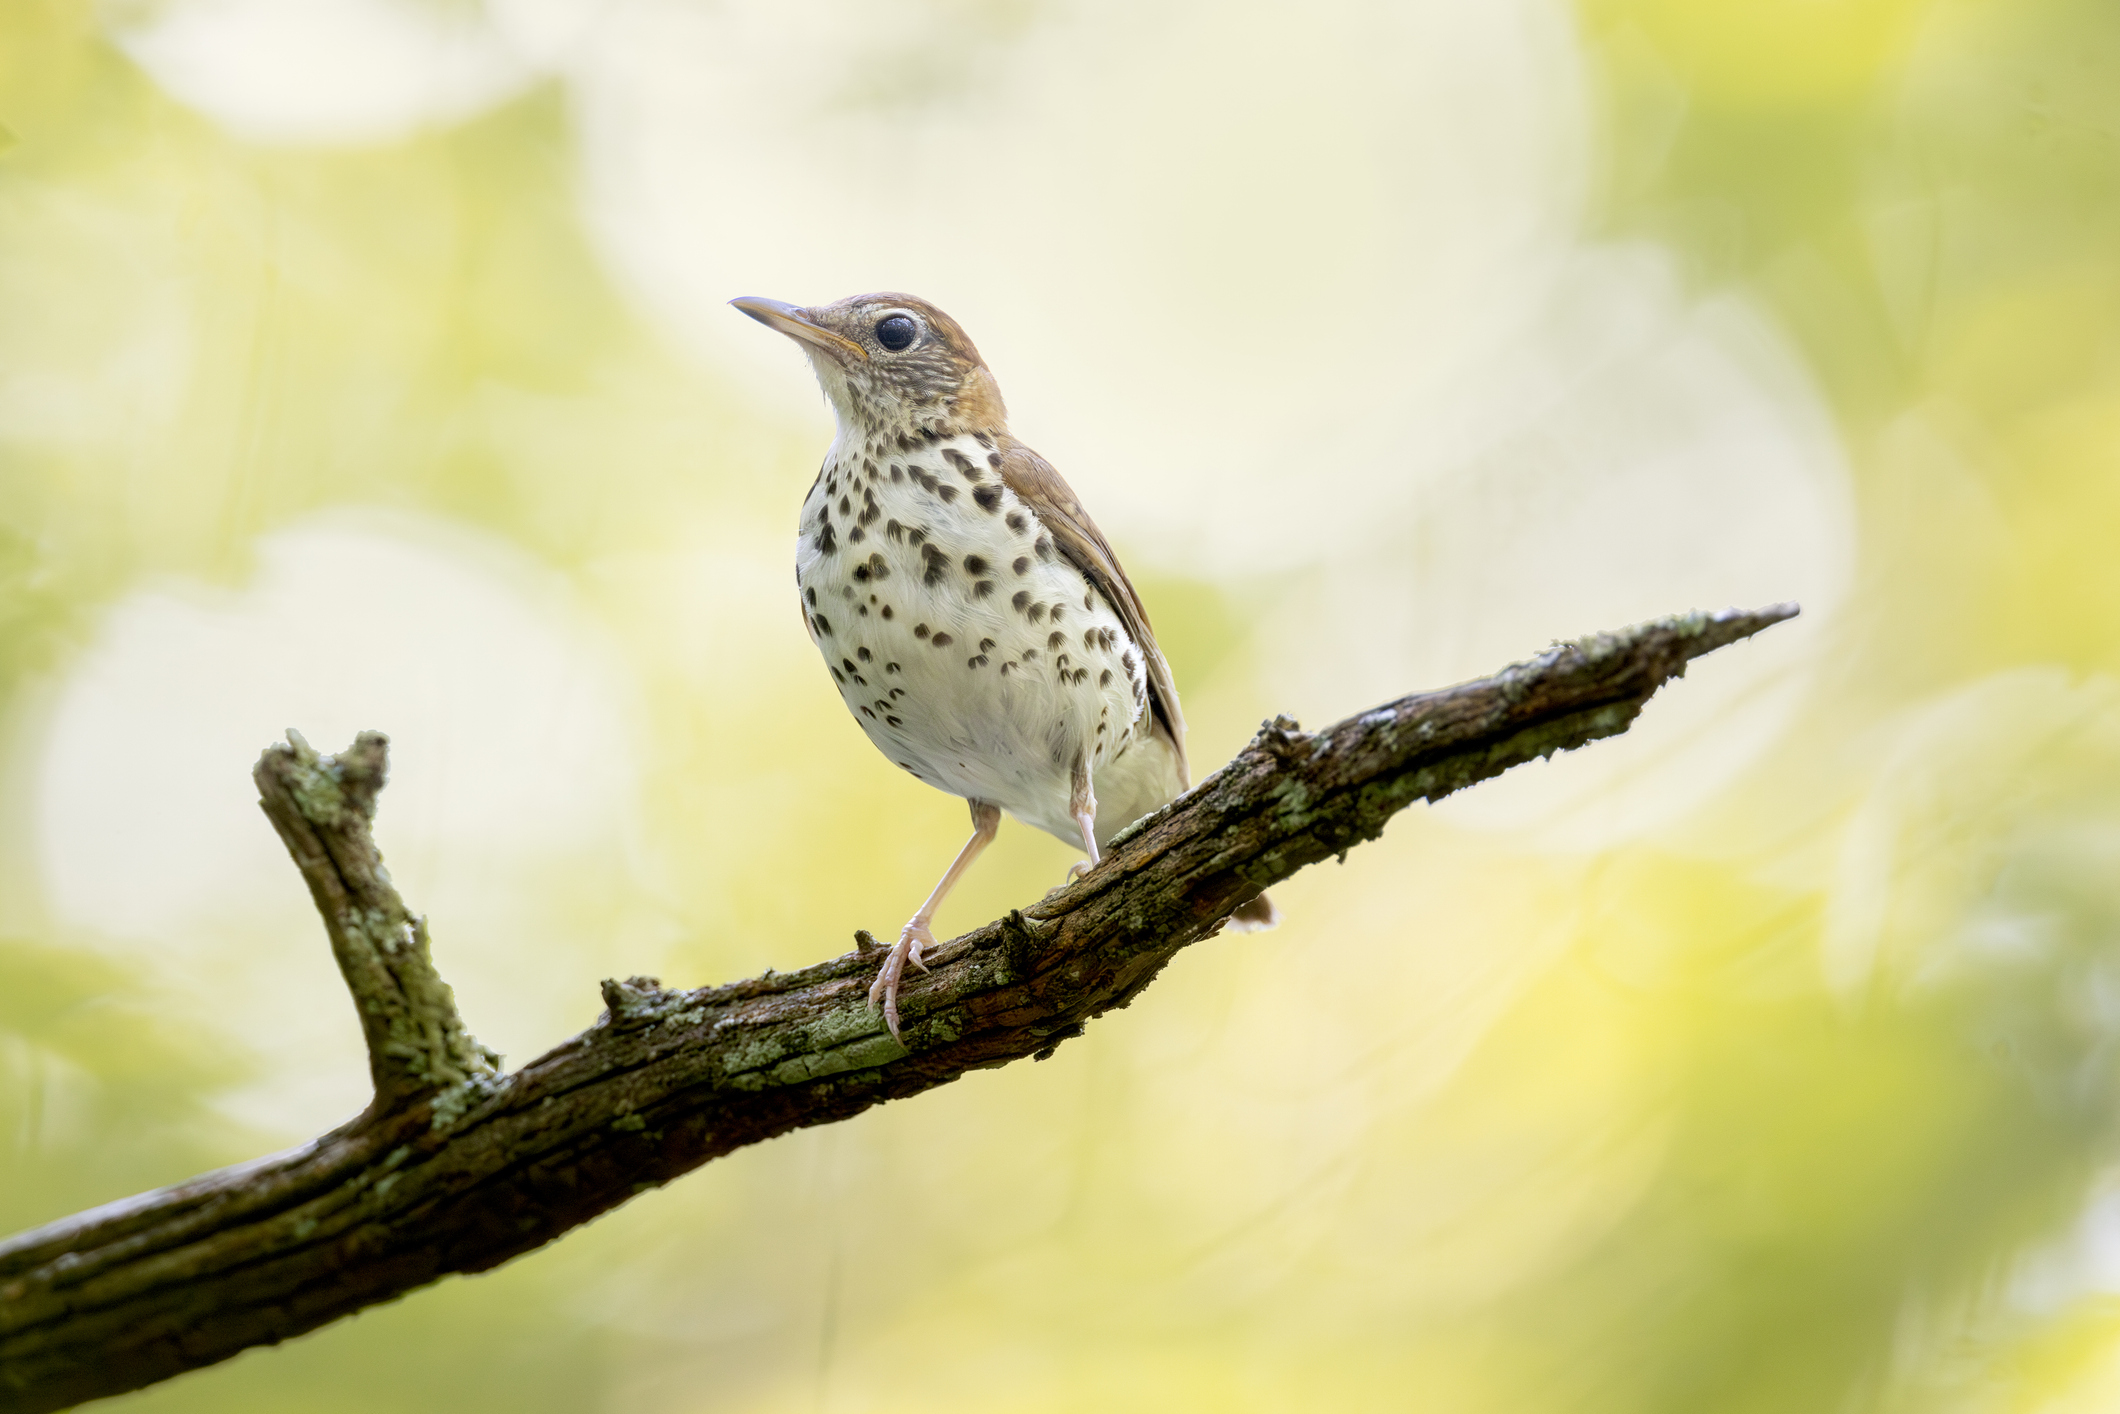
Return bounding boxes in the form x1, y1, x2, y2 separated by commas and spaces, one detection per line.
996, 438, 1190, 787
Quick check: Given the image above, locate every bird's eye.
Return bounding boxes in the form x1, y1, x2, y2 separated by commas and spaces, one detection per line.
875, 315, 917, 351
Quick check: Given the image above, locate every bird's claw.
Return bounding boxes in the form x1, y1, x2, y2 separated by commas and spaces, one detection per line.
868, 920, 936, 1042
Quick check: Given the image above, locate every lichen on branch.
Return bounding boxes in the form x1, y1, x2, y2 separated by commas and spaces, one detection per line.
253, 729, 499, 1108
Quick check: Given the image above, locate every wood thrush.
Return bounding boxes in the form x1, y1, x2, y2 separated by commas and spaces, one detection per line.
732, 292, 1278, 1039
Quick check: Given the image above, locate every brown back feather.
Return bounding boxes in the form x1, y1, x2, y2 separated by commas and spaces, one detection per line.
995, 437, 1190, 788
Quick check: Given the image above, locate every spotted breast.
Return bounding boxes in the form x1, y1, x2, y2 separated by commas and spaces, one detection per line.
796, 430, 1181, 847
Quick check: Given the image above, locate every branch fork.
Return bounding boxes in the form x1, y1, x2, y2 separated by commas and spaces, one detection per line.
253, 730, 499, 1109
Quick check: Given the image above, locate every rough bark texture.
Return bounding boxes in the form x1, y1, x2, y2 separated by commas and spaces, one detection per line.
0, 604, 1796, 1412
254, 731, 501, 1108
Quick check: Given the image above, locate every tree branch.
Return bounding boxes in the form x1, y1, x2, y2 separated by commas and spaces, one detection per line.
253, 731, 499, 1110
0, 604, 1796, 1413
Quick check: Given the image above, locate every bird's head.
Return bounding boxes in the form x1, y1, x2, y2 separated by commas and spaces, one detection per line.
730, 293, 1007, 442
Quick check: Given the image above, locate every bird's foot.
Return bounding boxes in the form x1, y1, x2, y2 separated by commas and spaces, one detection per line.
1043, 858, 1094, 899
868, 919, 936, 1042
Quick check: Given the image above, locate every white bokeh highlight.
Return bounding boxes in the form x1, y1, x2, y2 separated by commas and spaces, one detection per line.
108, 0, 596, 146
35, 511, 641, 1131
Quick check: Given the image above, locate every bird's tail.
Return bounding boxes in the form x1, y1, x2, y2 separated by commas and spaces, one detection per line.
1229, 892, 1280, 931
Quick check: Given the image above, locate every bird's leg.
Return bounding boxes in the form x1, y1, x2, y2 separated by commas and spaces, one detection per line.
871, 799, 1001, 1042
1065, 750, 1100, 882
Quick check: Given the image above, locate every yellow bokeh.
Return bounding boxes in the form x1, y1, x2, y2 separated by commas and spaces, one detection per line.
6, 0, 2120, 1410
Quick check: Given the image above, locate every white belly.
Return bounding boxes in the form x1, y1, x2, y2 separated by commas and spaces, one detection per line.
795, 432, 1179, 846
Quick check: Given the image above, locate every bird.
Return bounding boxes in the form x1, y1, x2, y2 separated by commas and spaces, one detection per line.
730, 292, 1277, 1040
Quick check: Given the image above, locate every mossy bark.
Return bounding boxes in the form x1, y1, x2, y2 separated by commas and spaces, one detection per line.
0, 604, 1795, 1413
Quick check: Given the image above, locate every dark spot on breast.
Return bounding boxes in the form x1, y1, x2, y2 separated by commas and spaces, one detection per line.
963, 554, 989, 575
881, 605, 894, 619
1006, 514, 1027, 535
973, 431, 994, 448
857, 605, 868, 615
1035, 535, 1052, 559
886, 662, 901, 673
1000, 661, 1015, 676
1012, 590, 1031, 611
931, 631, 954, 647
895, 434, 914, 453
906, 527, 928, 547
974, 580, 995, 598
863, 458, 877, 476
1028, 602, 1047, 622
1022, 648, 1039, 660
813, 615, 832, 635
1083, 591, 1092, 609
889, 687, 904, 699
988, 451, 1003, 468
1100, 669, 1113, 687
805, 587, 817, 606
1056, 653, 1071, 671
1048, 631, 1065, 650
838, 495, 851, 515
868, 552, 889, 578
967, 655, 987, 669
887, 715, 903, 727
852, 565, 870, 582
857, 647, 872, 661
1121, 650, 1136, 674
943, 448, 977, 478
814, 523, 837, 553
890, 464, 905, 482
849, 527, 865, 543
830, 667, 845, 683
914, 624, 930, 639
887, 519, 905, 541
936, 484, 959, 503
1050, 604, 1065, 623
922, 543, 950, 586
859, 705, 875, 719
978, 638, 996, 653
1012, 556, 1030, 575
920, 427, 941, 443
842, 658, 857, 673
972, 485, 1002, 511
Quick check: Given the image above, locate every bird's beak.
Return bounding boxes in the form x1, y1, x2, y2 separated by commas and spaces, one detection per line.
728, 296, 868, 363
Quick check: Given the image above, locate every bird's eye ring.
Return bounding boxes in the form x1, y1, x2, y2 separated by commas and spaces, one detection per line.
875, 315, 917, 351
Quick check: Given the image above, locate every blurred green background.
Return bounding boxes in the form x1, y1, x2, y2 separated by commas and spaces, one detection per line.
5, 0, 2120, 1409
